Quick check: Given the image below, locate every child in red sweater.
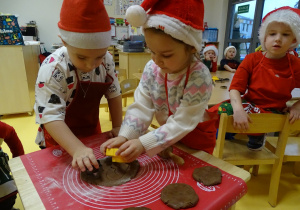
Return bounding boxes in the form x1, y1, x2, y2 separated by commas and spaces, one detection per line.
218, 6, 300, 150
0, 121, 24, 210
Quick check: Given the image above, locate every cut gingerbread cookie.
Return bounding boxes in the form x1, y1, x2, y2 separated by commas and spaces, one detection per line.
161, 183, 199, 209
192, 166, 222, 186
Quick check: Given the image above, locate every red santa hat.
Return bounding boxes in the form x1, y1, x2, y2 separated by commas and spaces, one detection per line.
58, 0, 111, 49
224, 46, 236, 57
258, 6, 300, 51
125, 0, 205, 52
203, 44, 218, 56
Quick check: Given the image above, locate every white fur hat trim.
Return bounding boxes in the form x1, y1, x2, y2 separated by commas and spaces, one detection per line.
59, 28, 111, 49
224, 46, 236, 57
203, 45, 218, 56
143, 14, 202, 52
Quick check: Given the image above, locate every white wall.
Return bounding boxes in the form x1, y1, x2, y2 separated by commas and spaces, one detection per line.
203, 0, 229, 61
1, 0, 229, 54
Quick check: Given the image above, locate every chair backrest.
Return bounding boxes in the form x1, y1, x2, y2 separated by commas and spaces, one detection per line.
289, 118, 300, 133
120, 78, 138, 98
116, 68, 127, 82
215, 113, 290, 159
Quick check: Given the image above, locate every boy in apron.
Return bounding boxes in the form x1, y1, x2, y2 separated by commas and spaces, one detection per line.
34, 0, 122, 172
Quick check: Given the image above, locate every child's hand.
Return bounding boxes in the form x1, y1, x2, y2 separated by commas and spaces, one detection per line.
230, 69, 236, 73
287, 103, 300, 124
100, 136, 127, 155
72, 146, 99, 172
233, 110, 252, 131
115, 139, 145, 163
212, 56, 217, 62
111, 126, 121, 137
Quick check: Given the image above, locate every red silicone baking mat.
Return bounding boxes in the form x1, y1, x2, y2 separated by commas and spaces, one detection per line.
20, 134, 247, 209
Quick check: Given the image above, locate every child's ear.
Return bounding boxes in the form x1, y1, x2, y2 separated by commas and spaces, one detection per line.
58, 35, 67, 46
191, 47, 197, 54
292, 38, 297, 44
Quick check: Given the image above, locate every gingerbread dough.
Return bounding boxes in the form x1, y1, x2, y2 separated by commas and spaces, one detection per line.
123, 207, 151, 210
160, 183, 199, 209
80, 156, 140, 186
192, 166, 222, 186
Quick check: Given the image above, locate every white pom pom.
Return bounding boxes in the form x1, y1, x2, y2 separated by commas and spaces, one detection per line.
125, 5, 147, 27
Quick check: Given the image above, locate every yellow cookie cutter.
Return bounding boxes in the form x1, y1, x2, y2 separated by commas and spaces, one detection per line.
106, 148, 127, 163
212, 76, 219, 81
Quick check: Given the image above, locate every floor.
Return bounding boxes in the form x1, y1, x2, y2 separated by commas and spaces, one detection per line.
1, 105, 300, 210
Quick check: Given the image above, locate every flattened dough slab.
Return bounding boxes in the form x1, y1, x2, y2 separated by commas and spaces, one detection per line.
81, 156, 140, 186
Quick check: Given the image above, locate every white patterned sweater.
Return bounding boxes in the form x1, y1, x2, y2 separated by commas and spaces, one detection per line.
119, 60, 213, 157
34, 47, 121, 145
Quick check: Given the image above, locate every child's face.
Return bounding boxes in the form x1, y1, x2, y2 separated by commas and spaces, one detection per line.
264, 22, 297, 59
204, 50, 216, 60
226, 49, 236, 59
144, 28, 196, 74
64, 43, 107, 72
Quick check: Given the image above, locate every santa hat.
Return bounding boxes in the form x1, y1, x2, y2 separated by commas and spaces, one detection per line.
203, 45, 218, 56
224, 46, 236, 57
58, 0, 111, 49
125, 0, 204, 52
258, 6, 300, 51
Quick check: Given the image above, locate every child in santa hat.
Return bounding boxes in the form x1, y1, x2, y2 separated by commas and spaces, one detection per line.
0, 121, 24, 210
218, 6, 300, 151
101, 0, 218, 162
202, 44, 218, 72
34, 0, 122, 172
220, 46, 240, 72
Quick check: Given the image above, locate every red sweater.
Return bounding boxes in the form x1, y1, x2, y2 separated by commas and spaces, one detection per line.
0, 121, 24, 157
230, 52, 300, 110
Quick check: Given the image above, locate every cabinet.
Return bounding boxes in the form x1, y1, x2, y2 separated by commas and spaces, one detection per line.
0, 45, 40, 115
119, 51, 151, 79
108, 45, 119, 64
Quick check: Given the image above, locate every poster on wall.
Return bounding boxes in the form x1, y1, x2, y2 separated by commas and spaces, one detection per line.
104, 0, 113, 6
115, 0, 144, 15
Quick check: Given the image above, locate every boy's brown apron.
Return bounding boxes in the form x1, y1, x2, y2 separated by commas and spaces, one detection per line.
44, 70, 113, 147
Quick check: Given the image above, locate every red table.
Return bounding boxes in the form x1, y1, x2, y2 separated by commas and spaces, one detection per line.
9, 133, 250, 210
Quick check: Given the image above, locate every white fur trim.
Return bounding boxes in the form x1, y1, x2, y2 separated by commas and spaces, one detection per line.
224, 46, 236, 56
203, 45, 218, 56
59, 29, 111, 49
143, 14, 202, 52
125, 5, 147, 27
259, 10, 300, 51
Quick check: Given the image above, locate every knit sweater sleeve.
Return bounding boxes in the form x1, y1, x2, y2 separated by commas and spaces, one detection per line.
211, 60, 217, 72
0, 121, 24, 157
119, 61, 213, 157
118, 61, 156, 140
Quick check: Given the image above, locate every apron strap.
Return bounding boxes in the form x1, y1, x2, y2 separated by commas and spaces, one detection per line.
165, 65, 191, 116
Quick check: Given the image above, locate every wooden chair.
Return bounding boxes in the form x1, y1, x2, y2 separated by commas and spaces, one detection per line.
120, 78, 138, 115
214, 113, 290, 207
116, 68, 127, 83
265, 118, 300, 177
